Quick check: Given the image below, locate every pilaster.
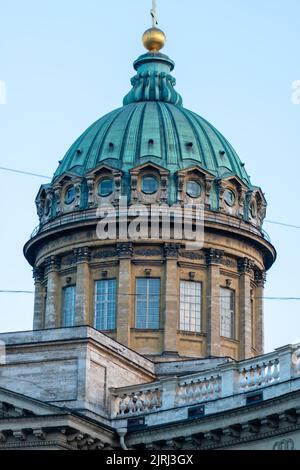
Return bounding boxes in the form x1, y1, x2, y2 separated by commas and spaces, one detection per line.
205, 248, 224, 356
44, 256, 61, 329
74, 247, 91, 326
238, 257, 254, 359
32, 268, 45, 330
116, 243, 133, 346
163, 244, 180, 356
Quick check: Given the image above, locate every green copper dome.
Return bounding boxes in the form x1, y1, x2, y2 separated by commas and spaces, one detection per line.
53, 52, 251, 186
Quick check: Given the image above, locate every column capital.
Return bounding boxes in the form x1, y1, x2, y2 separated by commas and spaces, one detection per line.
44, 256, 61, 274
33, 267, 44, 284
164, 243, 180, 259
205, 248, 224, 266
117, 242, 133, 259
237, 257, 255, 274
254, 268, 266, 287
73, 246, 91, 264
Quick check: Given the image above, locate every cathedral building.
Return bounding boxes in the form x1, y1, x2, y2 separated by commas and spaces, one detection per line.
0, 10, 299, 451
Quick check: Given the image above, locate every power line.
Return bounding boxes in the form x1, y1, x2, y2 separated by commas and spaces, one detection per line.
1, 290, 300, 301
0, 290, 34, 294
265, 220, 300, 230
1, 166, 300, 230
0, 166, 51, 180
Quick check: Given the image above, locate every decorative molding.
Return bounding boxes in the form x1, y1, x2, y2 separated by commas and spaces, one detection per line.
33, 267, 44, 284
164, 243, 180, 259
134, 248, 163, 257
117, 242, 133, 259
179, 250, 205, 261
93, 249, 118, 259
254, 268, 267, 287
205, 248, 224, 265
221, 257, 237, 269
237, 257, 255, 274
73, 247, 91, 264
44, 256, 61, 274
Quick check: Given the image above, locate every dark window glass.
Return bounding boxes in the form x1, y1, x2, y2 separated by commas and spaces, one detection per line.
65, 186, 76, 205
186, 181, 202, 198
142, 176, 158, 194
99, 179, 114, 197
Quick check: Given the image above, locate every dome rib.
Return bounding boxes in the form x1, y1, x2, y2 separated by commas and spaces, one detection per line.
84, 108, 123, 171
53, 101, 251, 186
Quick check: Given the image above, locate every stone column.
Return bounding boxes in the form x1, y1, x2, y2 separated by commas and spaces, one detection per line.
254, 269, 266, 355
74, 247, 91, 326
238, 257, 254, 360
44, 256, 61, 329
116, 243, 133, 347
205, 249, 224, 357
163, 244, 180, 356
32, 267, 45, 330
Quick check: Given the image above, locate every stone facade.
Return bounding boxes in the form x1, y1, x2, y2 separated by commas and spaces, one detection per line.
0, 327, 299, 450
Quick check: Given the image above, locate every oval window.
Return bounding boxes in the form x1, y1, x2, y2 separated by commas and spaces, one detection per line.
186, 181, 202, 198
142, 176, 158, 194
65, 186, 76, 205
224, 189, 236, 207
99, 179, 114, 197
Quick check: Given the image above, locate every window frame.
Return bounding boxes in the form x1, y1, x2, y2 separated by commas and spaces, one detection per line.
135, 277, 161, 330
179, 279, 202, 333
61, 285, 76, 327
220, 286, 236, 339
141, 175, 159, 195
98, 178, 114, 197
94, 278, 117, 331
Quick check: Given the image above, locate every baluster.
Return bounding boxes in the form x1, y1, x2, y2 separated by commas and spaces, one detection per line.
253, 365, 260, 387
260, 363, 266, 385
177, 385, 185, 405
214, 376, 221, 396
247, 368, 254, 387
144, 390, 152, 411
119, 395, 127, 415
151, 389, 159, 409
193, 381, 201, 401
240, 369, 247, 389
187, 382, 194, 402
201, 379, 208, 399
266, 362, 273, 383
272, 360, 280, 381
128, 393, 136, 413
207, 377, 214, 397
136, 392, 144, 412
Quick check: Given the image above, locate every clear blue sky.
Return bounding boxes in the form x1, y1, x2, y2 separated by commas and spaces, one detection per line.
0, 0, 299, 352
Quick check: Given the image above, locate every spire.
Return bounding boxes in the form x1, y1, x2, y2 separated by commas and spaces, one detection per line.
123, 1, 182, 107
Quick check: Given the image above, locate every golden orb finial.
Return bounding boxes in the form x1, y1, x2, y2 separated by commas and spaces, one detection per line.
142, 1, 166, 52
142, 27, 166, 52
